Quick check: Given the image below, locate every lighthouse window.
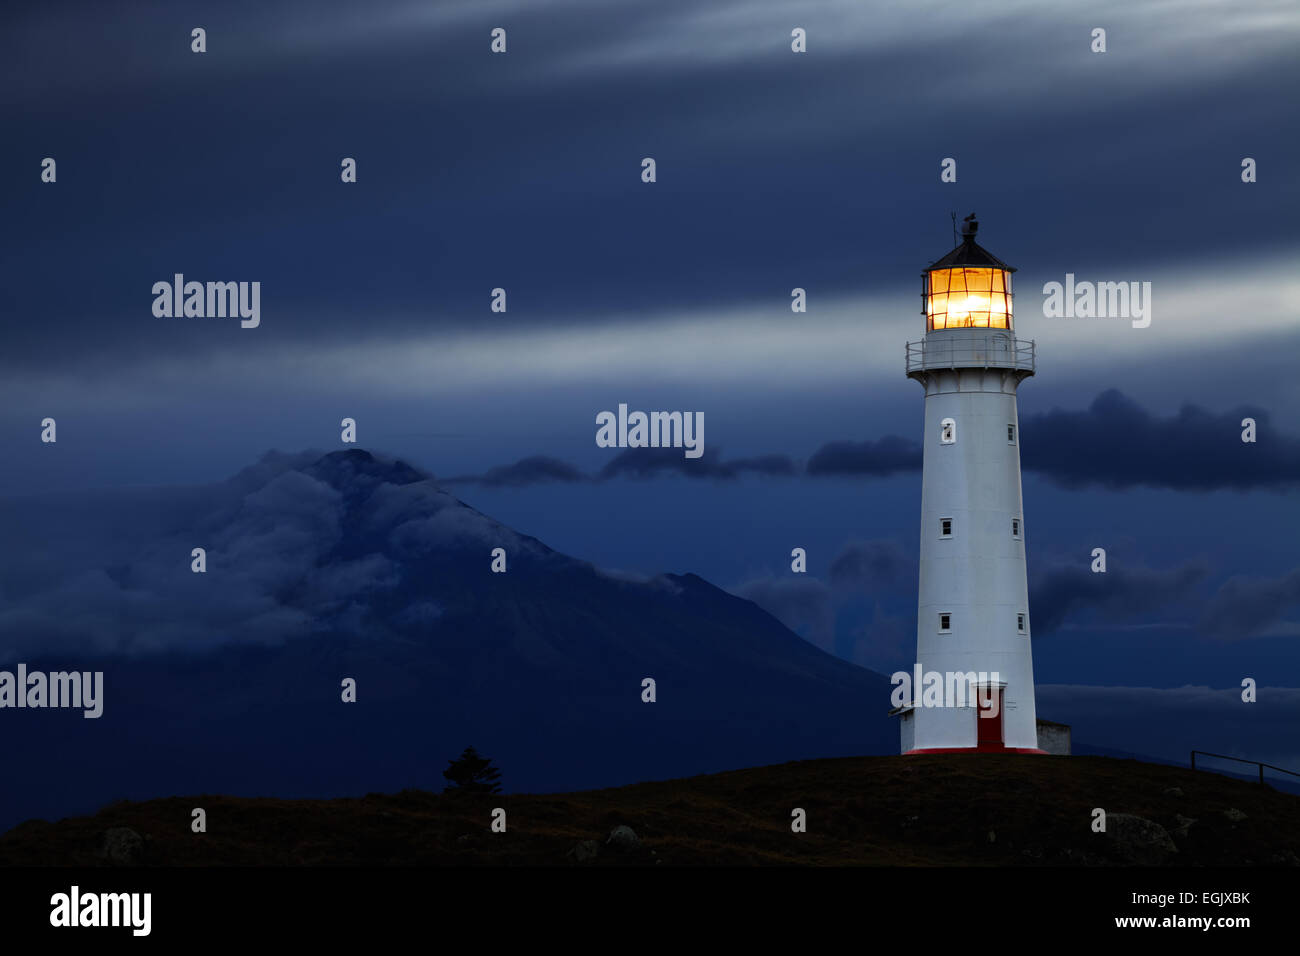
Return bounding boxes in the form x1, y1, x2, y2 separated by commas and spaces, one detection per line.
1011, 518, 1020, 538
1007, 424, 1016, 443
940, 518, 952, 537
1017, 613, 1026, 633
939, 613, 952, 633
940, 418, 956, 444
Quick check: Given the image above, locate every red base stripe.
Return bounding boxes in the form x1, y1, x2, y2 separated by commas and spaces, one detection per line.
903, 746, 1048, 755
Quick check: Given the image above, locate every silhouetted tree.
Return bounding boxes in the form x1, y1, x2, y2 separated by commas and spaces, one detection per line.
442, 746, 503, 794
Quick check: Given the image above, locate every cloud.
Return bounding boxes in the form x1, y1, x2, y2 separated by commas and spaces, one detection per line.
0, 449, 555, 658
439, 390, 1300, 493
731, 576, 835, 652
446, 455, 589, 487
444, 447, 797, 485
732, 538, 914, 658
806, 436, 922, 477
804, 390, 1300, 491
598, 447, 797, 480
1019, 389, 1300, 491
1028, 562, 1211, 637
1029, 558, 1300, 641
828, 539, 914, 594
735, 535, 1300, 655
4, 0, 1297, 395
841, 607, 914, 669
385, 502, 539, 557
1200, 568, 1300, 640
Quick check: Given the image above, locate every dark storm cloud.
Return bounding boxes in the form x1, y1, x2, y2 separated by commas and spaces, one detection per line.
828, 539, 914, 594
1028, 562, 1212, 637
732, 538, 913, 654
4, 0, 1297, 371
446, 455, 589, 487
598, 447, 798, 481
443, 392, 1300, 491
802, 391, 1300, 491
1029, 556, 1300, 641
806, 436, 922, 477
731, 577, 836, 651
444, 448, 798, 485
1200, 568, 1300, 640
1019, 389, 1300, 491
746, 542, 1237, 652
742, 541, 1300, 650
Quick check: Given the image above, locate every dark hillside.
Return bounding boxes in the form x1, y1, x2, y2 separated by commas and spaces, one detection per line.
4, 755, 1296, 866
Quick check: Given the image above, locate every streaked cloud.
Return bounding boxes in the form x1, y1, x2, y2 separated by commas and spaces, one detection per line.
6, 250, 1295, 406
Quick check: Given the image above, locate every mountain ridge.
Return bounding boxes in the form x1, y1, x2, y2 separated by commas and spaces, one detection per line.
0, 449, 896, 832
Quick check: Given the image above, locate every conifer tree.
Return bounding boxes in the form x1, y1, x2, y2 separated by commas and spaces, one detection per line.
442, 746, 503, 794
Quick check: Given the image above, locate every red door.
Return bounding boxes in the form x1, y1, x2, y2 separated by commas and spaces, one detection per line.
977, 687, 1004, 749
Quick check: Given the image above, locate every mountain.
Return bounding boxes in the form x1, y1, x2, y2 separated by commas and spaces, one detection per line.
0, 449, 895, 832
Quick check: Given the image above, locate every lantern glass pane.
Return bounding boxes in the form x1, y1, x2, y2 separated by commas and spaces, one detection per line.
926, 268, 1013, 331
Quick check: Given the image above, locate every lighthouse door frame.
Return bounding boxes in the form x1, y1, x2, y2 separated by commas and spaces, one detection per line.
976, 685, 1005, 749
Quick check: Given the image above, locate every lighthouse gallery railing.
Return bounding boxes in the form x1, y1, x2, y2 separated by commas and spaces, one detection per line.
905, 336, 1036, 374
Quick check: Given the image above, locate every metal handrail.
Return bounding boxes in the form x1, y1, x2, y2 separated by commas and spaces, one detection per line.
905, 336, 1036, 374
1190, 750, 1300, 785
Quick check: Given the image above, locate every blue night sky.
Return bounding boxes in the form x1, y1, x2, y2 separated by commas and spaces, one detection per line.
2, 0, 1299, 777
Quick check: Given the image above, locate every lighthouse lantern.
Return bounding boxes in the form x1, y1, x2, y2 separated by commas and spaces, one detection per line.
921, 214, 1016, 331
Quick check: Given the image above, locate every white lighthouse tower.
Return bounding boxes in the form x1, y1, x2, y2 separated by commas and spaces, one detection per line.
895, 214, 1045, 754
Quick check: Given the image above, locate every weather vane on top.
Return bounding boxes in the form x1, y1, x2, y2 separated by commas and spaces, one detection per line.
950, 211, 978, 246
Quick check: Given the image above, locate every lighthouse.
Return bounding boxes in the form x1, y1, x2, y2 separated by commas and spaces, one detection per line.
895, 214, 1045, 754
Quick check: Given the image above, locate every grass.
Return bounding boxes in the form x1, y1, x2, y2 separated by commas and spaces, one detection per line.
2, 755, 1297, 866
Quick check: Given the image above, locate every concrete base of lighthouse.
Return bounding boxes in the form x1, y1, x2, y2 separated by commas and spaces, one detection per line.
895, 695, 1046, 754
